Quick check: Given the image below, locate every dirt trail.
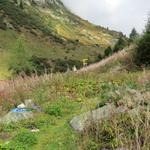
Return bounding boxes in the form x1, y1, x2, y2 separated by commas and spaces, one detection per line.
77, 46, 132, 74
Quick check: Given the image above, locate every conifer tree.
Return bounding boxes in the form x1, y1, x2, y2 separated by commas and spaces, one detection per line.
9, 37, 33, 75
113, 36, 127, 53
104, 46, 112, 57
129, 28, 139, 42
136, 18, 150, 65
20, 0, 24, 9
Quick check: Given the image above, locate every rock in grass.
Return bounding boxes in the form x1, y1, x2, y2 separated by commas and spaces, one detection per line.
25, 99, 34, 108
0, 109, 33, 124
25, 99, 42, 112
0, 100, 42, 124
70, 104, 127, 132
17, 103, 26, 108
31, 128, 40, 133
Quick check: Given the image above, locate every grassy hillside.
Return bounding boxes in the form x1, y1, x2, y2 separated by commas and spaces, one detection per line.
0, 0, 123, 78
0, 29, 102, 77
1, 44, 150, 150
0, 0, 120, 45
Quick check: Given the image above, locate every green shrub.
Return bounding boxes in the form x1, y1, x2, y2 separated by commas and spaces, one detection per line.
1, 124, 19, 133
98, 93, 111, 107
0, 144, 12, 150
9, 130, 37, 150
97, 82, 120, 107
95, 53, 103, 62
65, 78, 98, 98
30, 56, 52, 75
54, 59, 82, 72
8, 37, 33, 76
126, 81, 137, 89
104, 46, 113, 57
0, 15, 6, 30
44, 104, 62, 117
113, 36, 127, 53
43, 97, 79, 117
100, 82, 112, 91
85, 140, 99, 150
21, 114, 55, 129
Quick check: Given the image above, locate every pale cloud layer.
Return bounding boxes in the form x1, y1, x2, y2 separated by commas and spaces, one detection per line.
61, 0, 150, 35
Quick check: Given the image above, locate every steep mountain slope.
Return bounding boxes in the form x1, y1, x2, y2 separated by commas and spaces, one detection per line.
0, 0, 122, 78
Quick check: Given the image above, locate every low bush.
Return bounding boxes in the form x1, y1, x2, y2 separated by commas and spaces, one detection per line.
44, 103, 62, 117
21, 114, 55, 129
8, 130, 37, 150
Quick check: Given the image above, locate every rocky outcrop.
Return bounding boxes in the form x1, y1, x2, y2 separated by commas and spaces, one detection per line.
14, 0, 64, 8
70, 104, 128, 132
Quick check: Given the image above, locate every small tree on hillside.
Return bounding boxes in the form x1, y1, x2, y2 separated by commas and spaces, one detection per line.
136, 17, 150, 66
19, 0, 24, 9
104, 46, 113, 57
9, 37, 33, 75
13, 0, 18, 4
129, 28, 139, 42
95, 53, 103, 62
113, 36, 127, 53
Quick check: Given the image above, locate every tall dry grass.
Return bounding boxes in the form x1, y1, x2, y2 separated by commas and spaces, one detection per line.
0, 73, 65, 109
79, 106, 150, 150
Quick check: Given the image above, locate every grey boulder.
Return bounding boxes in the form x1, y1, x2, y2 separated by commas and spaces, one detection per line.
0, 111, 33, 124
70, 104, 127, 132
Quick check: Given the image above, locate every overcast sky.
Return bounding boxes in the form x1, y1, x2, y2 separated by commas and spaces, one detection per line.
61, 0, 150, 35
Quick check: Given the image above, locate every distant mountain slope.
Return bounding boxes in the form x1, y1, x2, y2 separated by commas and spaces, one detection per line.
0, 0, 120, 45
0, 0, 124, 78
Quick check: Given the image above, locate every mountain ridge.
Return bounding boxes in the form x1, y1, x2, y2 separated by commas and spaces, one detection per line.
0, 0, 121, 46
0, 0, 125, 78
